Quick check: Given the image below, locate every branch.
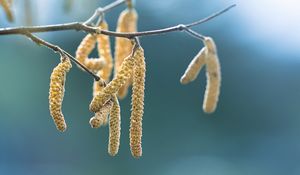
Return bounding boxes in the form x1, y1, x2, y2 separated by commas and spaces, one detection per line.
0, 4, 236, 38
24, 32, 100, 81
0, 0, 235, 81
84, 0, 127, 25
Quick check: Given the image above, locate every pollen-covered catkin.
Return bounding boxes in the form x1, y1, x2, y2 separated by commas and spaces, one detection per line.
114, 8, 138, 98
89, 100, 113, 128
108, 95, 121, 156
89, 52, 135, 112
0, 0, 14, 22
180, 47, 206, 84
203, 37, 221, 113
97, 20, 113, 82
76, 34, 96, 64
104, 53, 134, 94
84, 57, 106, 72
49, 57, 72, 132
75, 32, 105, 73
130, 47, 146, 158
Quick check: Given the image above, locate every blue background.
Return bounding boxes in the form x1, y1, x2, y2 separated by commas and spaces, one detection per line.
0, 0, 299, 174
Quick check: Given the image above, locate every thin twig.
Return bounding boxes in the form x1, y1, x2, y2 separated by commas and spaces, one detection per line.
0, 0, 235, 81
183, 28, 205, 40
84, 0, 126, 25
23, 32, 100, 81
0, 4, 236, 38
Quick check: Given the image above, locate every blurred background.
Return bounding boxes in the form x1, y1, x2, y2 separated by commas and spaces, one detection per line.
0, 0, 300, 174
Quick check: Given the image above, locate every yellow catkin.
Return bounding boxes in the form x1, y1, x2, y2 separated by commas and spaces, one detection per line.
84, 57, 106, 72
114, 8, 138, 98
75, 34, 96, 64
203, 37, 221, 113
75, 29, 106, 73
89, 52, 135, 112
108, 95, 121, 156
180, 47, 206, 84
49, 57, 72, 132
97, 20, 113, 82
89, 100, 113, 128
130, 47, 146, 158
0, 0, 14, 22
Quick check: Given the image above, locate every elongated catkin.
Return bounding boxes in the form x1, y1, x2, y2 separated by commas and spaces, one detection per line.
89, 52, 134, 112
108, 95, 121, 156
75, 28, 106, 73
180, 47, 206, 84
89, 100, 113, 128
104, 52, 134, 94
49, 57, 72, 132
114, 8, 138, 98
130, 47, 145, 158
97, 20, 113, 82
0, 0, 13, 22
76, 34, 96, 64
203, 37, 221, 113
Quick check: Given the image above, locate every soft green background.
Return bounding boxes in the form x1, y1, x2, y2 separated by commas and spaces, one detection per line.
0, 0, 300, 174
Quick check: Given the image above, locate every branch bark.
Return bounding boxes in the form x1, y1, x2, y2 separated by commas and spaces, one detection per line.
0, 0, 235, 80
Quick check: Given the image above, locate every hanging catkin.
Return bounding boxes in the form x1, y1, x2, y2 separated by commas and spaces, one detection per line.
90, 50, 135, 112
0, 0, 14, 22
203, 37, 221, 113
108, 95, 121, 156
130, 46, 145, 158
75, 28, 105, 73
49, 56, 72, 132
97, 20, 113, 82
114, 8, 138, 98
89, 99, 113, 128
180, 47, 206, 84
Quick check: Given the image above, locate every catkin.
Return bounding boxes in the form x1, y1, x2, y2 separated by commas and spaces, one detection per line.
108, 95, 121, 156
89, 52, 134, 112
89, 100, 113, 128
97, 20, 113, 82
180, 47, 206, 84
75, 34, 96, 64
84, 58, 106, 72
49, 57, 72, 132
203, 37, 221, 113
75, 29, 106, 73
0, 0, 14, 22
130, 47, 146, 158
114, 8, 138, 98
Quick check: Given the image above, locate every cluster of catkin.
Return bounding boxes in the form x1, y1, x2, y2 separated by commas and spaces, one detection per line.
89, 45, 145, 158
180, 37, 221, 113
0, 0, 14, 22
74, 6, 145, 158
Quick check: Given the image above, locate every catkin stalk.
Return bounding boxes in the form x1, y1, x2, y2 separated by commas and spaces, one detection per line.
180, 47, 206, 84
114, 8, 138, 98
130, 47, 146, 158
108, 95, 121, 156
203, 37, 221, 113
49, 57, 72, 132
